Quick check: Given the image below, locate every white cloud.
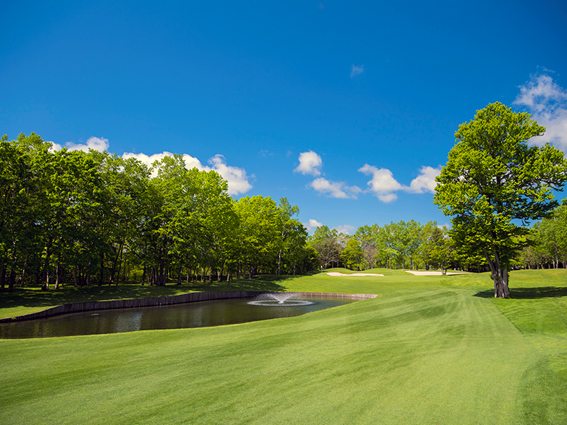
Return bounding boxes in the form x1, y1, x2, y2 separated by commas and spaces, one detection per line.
182, 154, 206, 170
359, 164, 442, 202
334, 224, 356, 235
514, 74, 567, 112
67, 136, 109, 152
310, 177, 361, 199
50, 136, 109, 152
304, 219, 323, 232
122, 151, 182, 171
122, 151, 252, 195
50, 136, 252, 195
294, 150, 323, 176
513, 73, 567, 151
49, 142, 62, 152
358, 164, 403, 202
350, 65, 364, 78
406, 166, 442, 194
207, 154, 253, 195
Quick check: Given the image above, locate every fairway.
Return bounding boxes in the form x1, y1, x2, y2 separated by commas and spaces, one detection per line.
1, 270, 566, 424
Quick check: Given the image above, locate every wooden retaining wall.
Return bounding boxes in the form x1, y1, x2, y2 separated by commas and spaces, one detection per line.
0, 291, 378, 323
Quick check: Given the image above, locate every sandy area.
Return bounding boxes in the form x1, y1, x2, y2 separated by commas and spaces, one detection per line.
327, 272, 384, 277
405, 271, 468, 276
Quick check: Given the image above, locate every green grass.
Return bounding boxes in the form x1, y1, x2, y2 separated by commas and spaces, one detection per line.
1, 268, 566, 424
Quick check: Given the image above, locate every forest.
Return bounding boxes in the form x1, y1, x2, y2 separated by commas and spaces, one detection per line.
0, 133, 315, 292
1, 132, 565, 292
317, 209, 567, 273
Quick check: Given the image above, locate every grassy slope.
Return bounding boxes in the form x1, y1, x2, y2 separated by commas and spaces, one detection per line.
0, 269, 566, 424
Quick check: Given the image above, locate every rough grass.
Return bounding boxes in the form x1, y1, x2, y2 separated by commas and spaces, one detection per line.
1, 269, 566, 424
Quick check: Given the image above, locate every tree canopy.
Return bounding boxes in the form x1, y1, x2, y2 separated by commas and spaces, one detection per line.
434, 102, 567, 298
0, 133, 312, 291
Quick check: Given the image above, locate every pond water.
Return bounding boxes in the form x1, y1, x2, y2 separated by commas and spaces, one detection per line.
0, 297, 355, 339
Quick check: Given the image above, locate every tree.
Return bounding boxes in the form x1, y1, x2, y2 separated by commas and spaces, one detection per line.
309, 225, 342, 269
235, 196, 279, 278
434, 102, 567, 298
536, 204, 567, 268
340, 237, 363, 270
426, 227, 454, 275
275, 198, 303, 275
354, 224, 380, 269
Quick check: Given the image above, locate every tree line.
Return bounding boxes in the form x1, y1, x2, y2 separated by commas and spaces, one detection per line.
307, 221, 480, 274
0, 133, 316, 292
309, 201, 567, 274
518, 203, 567, 269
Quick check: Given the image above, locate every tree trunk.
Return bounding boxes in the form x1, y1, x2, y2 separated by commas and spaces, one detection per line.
8, 268, 16, 292
55, 260, 60, 290
0, 267, 5, 292
42, 237, 53, 290
99, 252, 104, 286
492, 268, 510, 298
20, 265, 26, 287
483, 249, 511, 298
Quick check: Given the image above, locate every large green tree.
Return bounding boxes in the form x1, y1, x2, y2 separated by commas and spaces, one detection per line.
434, 102, 567, 298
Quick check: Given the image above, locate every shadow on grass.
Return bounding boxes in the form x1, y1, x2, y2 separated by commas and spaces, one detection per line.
475, 286, 567, 299
182, 276, 289, 292
0, 274, 307, 309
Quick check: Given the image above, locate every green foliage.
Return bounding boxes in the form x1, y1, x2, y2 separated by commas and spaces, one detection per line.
340, 238, 363, 270
518, 203, 567, 269
426, 227, 455, 274
434, 102, 567, 297
309, 226, 342, 269
0, 133, 311, 291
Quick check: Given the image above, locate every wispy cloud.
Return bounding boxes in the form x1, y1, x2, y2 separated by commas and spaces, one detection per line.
294, 150, 323, 176
334, 224, 356, 235
310, 177, 361, 199
513, 72, 567, 151
350, 64, 364, 78
259, 149, 273, 157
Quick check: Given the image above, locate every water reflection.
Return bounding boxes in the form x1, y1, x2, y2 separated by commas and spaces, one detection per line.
0, 298, 354, 339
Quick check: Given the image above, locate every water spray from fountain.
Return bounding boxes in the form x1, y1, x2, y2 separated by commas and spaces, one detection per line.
247, 293, 314, 307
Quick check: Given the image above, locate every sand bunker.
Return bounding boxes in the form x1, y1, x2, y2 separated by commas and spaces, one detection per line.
327, 272, 384, 277
405, 271, 467, 276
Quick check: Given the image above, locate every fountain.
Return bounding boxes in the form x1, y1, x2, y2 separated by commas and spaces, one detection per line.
247, 292, 314, 307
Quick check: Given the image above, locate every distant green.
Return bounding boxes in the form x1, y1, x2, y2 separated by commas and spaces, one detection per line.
1, 269, 566, 424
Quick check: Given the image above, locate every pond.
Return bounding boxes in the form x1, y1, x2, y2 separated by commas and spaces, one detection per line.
0, 297, 355, 339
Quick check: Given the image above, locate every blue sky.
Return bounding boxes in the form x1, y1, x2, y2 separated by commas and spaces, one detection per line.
2, 1, 567, 234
